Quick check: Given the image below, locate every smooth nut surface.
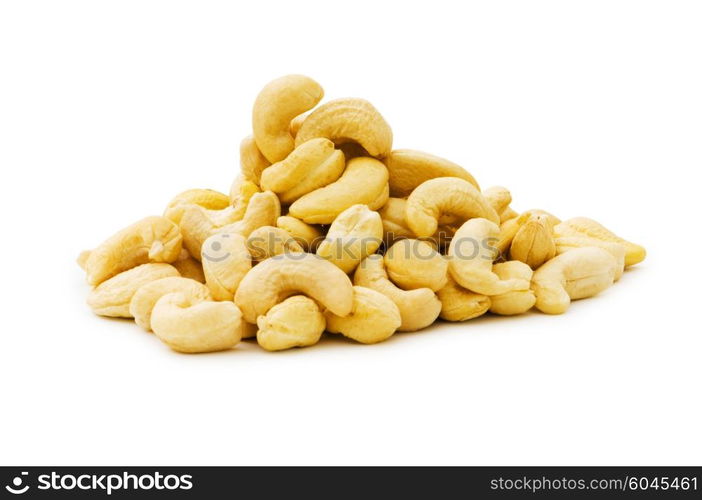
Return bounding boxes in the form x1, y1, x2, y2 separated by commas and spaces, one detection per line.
384, 239, 448, 291
257, 295, 325, 351
437, 275, 491, 322
129, 276, 211, 331
325, 286, 401, 344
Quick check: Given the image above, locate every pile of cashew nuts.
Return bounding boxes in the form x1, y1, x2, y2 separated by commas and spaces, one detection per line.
77, 75, 647, 353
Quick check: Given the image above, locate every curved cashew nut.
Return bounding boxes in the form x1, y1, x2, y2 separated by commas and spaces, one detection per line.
325, 286, 401, 344
252, 74, 324, 163
295, 98, 393, 158
129, 276, 211, 331
151, 293, 245, 353
448, 218, 530, 295
217, 191, 281, 239
84, 216, 182, 286
522, 208, 561, 228
554, 236, 626, 280
510, 214, 556, 269
436, 275, 491, 321
354, 254, 441, 331
554, 217, 646, 267
165, 204, 242, 260
256, 295, 325, 351
500, 206, 519, 223
276, 215, 324, 252
316, 204, 383, 273
288, 157, 389, 224
532, 246, 618, 314
171, 249, 205, 283
239, 135, 270, 185
234, 252, 354, 323
246, 226, 304, 261
378, 197, 456, 248
489, 261, 536, 315
260, 138, 345, 203
483, 186, 512, 218
228, 175, 262, 211
87, 263, 180, 317
201, 232, 252, 301
383, 149, 480, 198
406, 177, 499, 238
166, 188, 231, 211
384, 239, 448, 291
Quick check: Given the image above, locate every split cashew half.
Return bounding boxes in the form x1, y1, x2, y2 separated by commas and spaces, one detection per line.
489, 261, 536, 315
325, 286, 401, 344
256, 295, 325, 351
436, 275, 491, 322
406, 177, 499, 238
234, 252, 354, 323
384, 239, 448, 291
129, 277, 211, 331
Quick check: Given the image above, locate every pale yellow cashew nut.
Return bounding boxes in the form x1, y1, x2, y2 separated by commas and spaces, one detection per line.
201, 232, 252, 301
216, 191, 281, 238
448, 218, 530, 295
166, 188, 231, 211
288, 157, 389, 224
239, 135, 270, 186
483, 186, 512, 218
83, 216, 182, 286
436, 275, 491, 322
406, 177, 499, 238
316, 204, 383, 273
325, 286, 401, 344
228, 175, 261, 212
276, 215, 324, 252
295, 98, 393, 158
509, 214, 557, 269
252, 74, 324, 163
489, 261, 536, 315
354, 254, 441, 332
171, 249, 205, 283
129, 277, 211, 331
234, 252, 354, 323
384, 239, 448, 291
256, 296, 325, 351
554, 236, 626, 281
246, 226, 304, 261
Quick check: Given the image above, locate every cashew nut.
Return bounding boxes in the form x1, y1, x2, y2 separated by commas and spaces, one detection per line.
489, 261, 536, 315
246, 226, 304, 261
436, 275, 491, 322
234, 252, 354, 323
384, 239, 448, 291
496, 213, 529, 255
228, 175, 261, 213
522, 208, 561, 228
532, 247, 619, 314
252, 74, 324, 163
316, 204, 383, 273
129, 276, 211, 331
483, 186, 512, 218
554, 236, 626, 280
325, 286, 401, 344
378, 197, 454, 249
448, 218, 530, 295
509, 214, 557, 269
201, 232, 252, 301
288, 157, 389, 224
276, 215, 324, 252
295, 98, 393, 158
239, 135, 270, 185
83, 216, 182, 286
87, 263, 180, 317
554, 217, 646, 267
260, 138, 345, 203
166, 188, 231, 211
256, 295, 325, 351
217, 190, 281, 239
354, 254, 441, 331
171, 249, 205, 283
405, 177, 499, 238
383, 149, 480, 197
500, 206, 519, 223
151, 293, 245, 353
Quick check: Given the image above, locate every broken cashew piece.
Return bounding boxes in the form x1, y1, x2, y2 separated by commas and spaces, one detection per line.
256, 295, 325, 351
252, 74, 324, 163
354, 254, 441, 332
406, 177, 499, 238
436, 275, 491, 322
129, 277, 211, 331
87, 263, 180, 317
489, 261, 536, 315
316, 204, 383, 273
288, 157, 389, 224
325, 286, 401, 344
246, 226, 304, 261
532, 246, 619, 314
295, 97, 393, 158
509, 214, 557, 269
384, 239, 448, 291
448, 218, 530, 295
234, 252, 354, 323
276, 215, 324, 252
260, 138, 345, 203
84, 216, 182, 286
201, 232, 252, 301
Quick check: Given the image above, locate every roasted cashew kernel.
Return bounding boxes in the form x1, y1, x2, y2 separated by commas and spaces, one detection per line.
288, 157, 389, 224
436, 275, 491, 322
295, 98, 393, 158
354, 254, 441, 331
201, 232, 252, 301
325, 286, 401, 344
151, 293, 245, 353
316, 204, 383, 273
489, 261, 536, 315
509, 214, 557, 269
256, 296, 325, 351
260, 138, 345, 203
84, 216, 182, 286
276, 215, 324, 252
234, 252, 354, 323
384, 239, 448, 291
384, 149, 480, 198
532, 247, 619, 315
87, 263, 179, 317
246, 226, 304, 261
252, 74, 324, 163
129, 277, 211, 331
554, 217, 646, 267
239, 135, 270, 185
406, 177, 499, 238
448, 218, 530, 295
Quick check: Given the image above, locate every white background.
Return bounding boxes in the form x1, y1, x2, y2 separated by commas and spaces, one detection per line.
1, 1, 700, 466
